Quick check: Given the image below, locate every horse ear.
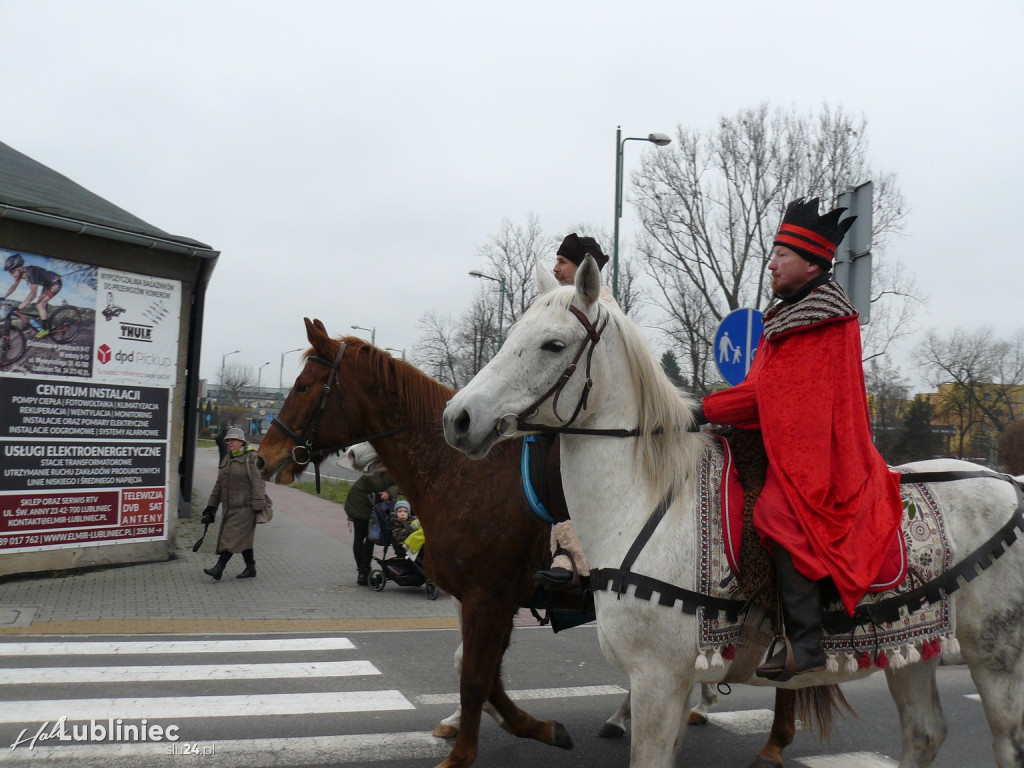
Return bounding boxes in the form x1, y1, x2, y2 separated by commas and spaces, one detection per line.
575, 255, 601, 308
536, 256, 559, 294
305, 318, 328, 347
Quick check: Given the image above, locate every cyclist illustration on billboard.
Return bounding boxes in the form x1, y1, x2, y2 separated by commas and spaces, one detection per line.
1, 252, 82, 366
3, 252, 63, 338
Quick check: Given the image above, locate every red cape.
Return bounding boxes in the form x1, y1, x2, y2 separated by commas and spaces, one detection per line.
704, 312, 902, 615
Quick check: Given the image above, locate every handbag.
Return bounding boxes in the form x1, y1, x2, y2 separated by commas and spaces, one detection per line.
246, 452, 274, 524
256, 493, 274, 524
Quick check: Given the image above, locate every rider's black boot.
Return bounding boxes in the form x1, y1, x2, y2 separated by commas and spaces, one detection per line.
756, 544, 827, 681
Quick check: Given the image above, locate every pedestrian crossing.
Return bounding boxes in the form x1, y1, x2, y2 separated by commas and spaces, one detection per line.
0, 635, 978, 767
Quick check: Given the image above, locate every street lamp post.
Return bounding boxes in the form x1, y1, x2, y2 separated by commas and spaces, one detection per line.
256, 361, 270, 405
279, 347, 303, 409
385, 347, 406, 360
351, 324, 376, 346
613, 126, 671, 300
219, 349, 240, 428
468, 270, 506, 347
256, 361, 270, 436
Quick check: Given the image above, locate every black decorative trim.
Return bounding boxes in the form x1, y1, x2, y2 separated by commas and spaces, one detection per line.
591, 470, 1024, 633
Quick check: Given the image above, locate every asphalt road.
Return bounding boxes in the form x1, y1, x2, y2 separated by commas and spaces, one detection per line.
0, 626, 996, 768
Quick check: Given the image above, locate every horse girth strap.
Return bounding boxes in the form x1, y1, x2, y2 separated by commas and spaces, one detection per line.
516, 304, 608, 429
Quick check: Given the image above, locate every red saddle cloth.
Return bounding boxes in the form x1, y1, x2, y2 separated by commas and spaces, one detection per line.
717, 436, 907, 593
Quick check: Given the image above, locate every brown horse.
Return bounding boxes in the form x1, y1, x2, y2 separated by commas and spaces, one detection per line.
258, 319, 564, 768
256, 319, 804, 768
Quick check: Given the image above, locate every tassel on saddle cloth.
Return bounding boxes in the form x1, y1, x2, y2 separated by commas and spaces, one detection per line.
699, 429, 956, 675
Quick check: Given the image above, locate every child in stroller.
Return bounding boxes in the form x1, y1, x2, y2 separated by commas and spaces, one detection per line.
368, 498, 436, 599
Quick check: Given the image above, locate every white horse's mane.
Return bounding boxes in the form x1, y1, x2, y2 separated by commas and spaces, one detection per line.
529, 287, 708, 493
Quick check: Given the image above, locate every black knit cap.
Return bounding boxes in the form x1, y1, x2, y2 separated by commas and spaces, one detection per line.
557, 233, 609, 270
773, 197, 856, 271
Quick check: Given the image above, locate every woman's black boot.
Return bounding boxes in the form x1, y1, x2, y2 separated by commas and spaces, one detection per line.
204, 552, 232, 581
238, 549, 257, 579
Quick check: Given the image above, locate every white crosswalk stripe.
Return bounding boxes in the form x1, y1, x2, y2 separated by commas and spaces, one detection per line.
1, 732, 451, 767
1, 660, 378, 685
0, 637, 355, 656
3, 690, 413, 723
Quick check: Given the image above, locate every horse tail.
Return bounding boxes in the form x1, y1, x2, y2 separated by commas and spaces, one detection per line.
795, 684, 855, 741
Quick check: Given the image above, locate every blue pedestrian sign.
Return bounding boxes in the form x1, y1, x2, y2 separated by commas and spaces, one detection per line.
714, 308, 764, 387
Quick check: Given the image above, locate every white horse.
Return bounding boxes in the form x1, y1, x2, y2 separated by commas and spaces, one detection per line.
344, 442, 720, 740
443, 256, 1024, 768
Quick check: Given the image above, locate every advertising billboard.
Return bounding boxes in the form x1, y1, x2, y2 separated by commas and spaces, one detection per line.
0, 247, 179, 553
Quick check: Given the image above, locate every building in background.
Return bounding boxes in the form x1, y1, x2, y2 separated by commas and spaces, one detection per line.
0, 141, 219, 577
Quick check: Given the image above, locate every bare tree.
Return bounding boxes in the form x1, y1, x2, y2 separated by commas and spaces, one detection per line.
411, 311, 464, 389
864, 356, 910, 461
998, 420, 1024, 474
632, 103, 916, 392
478, 213, 548, 326
914, 327, 1024, 459
415, 215, 643, 381
219, 361, 256, 404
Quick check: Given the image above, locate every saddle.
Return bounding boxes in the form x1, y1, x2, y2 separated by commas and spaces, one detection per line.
714, 427, 908, 614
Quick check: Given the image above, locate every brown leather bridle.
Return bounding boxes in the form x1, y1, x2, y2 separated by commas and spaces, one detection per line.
269, 340, 409, 491
501, 303, 609, 436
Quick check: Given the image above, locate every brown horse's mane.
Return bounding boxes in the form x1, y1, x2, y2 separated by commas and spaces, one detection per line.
319, 336, 456, 429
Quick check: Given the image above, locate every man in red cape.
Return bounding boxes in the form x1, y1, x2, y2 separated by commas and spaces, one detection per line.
699, 197, 902, 681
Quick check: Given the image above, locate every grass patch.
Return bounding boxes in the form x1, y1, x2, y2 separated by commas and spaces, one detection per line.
289, 478, 352, 505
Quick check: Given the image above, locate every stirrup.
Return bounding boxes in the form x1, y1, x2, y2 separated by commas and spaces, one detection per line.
537, 542, 582, 588
756, 636, 825, 682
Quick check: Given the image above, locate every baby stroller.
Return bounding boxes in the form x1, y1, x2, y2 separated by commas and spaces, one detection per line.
367, 500, 437, 600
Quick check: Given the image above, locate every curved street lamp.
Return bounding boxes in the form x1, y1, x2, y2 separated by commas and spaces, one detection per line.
613, 126, 672, 299
351, 324, 376, 346
278, 347, 303, 408
385, 346, 406, 360
469, 270, 506, 347
256, 361, 270, 405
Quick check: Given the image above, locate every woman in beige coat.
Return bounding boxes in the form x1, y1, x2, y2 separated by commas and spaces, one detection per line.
201, 426, 267, 580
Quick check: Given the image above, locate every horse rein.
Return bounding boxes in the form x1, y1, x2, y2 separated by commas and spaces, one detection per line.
268, 340, 411, 492
505, 303, 609, 436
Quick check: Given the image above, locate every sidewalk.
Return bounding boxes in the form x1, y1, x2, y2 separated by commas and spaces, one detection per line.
0, 447, 460, 635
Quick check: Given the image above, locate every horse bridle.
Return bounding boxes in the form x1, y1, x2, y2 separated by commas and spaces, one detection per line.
504, 303, 609, 436
269, 340, 410, 491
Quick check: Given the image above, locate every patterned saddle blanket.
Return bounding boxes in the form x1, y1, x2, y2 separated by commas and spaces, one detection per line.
697, 441, 955, 672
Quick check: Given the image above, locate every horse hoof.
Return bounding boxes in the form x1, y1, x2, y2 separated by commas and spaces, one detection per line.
551, 721, 574, 750
597, 722, 626, 739
687, 711, 709, 726
432, 724, 458, 739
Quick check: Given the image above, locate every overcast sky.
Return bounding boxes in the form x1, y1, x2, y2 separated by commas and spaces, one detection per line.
5, 1, 1022, 391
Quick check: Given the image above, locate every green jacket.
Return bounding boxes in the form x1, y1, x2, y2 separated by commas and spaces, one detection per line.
344, 470, 399, 521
